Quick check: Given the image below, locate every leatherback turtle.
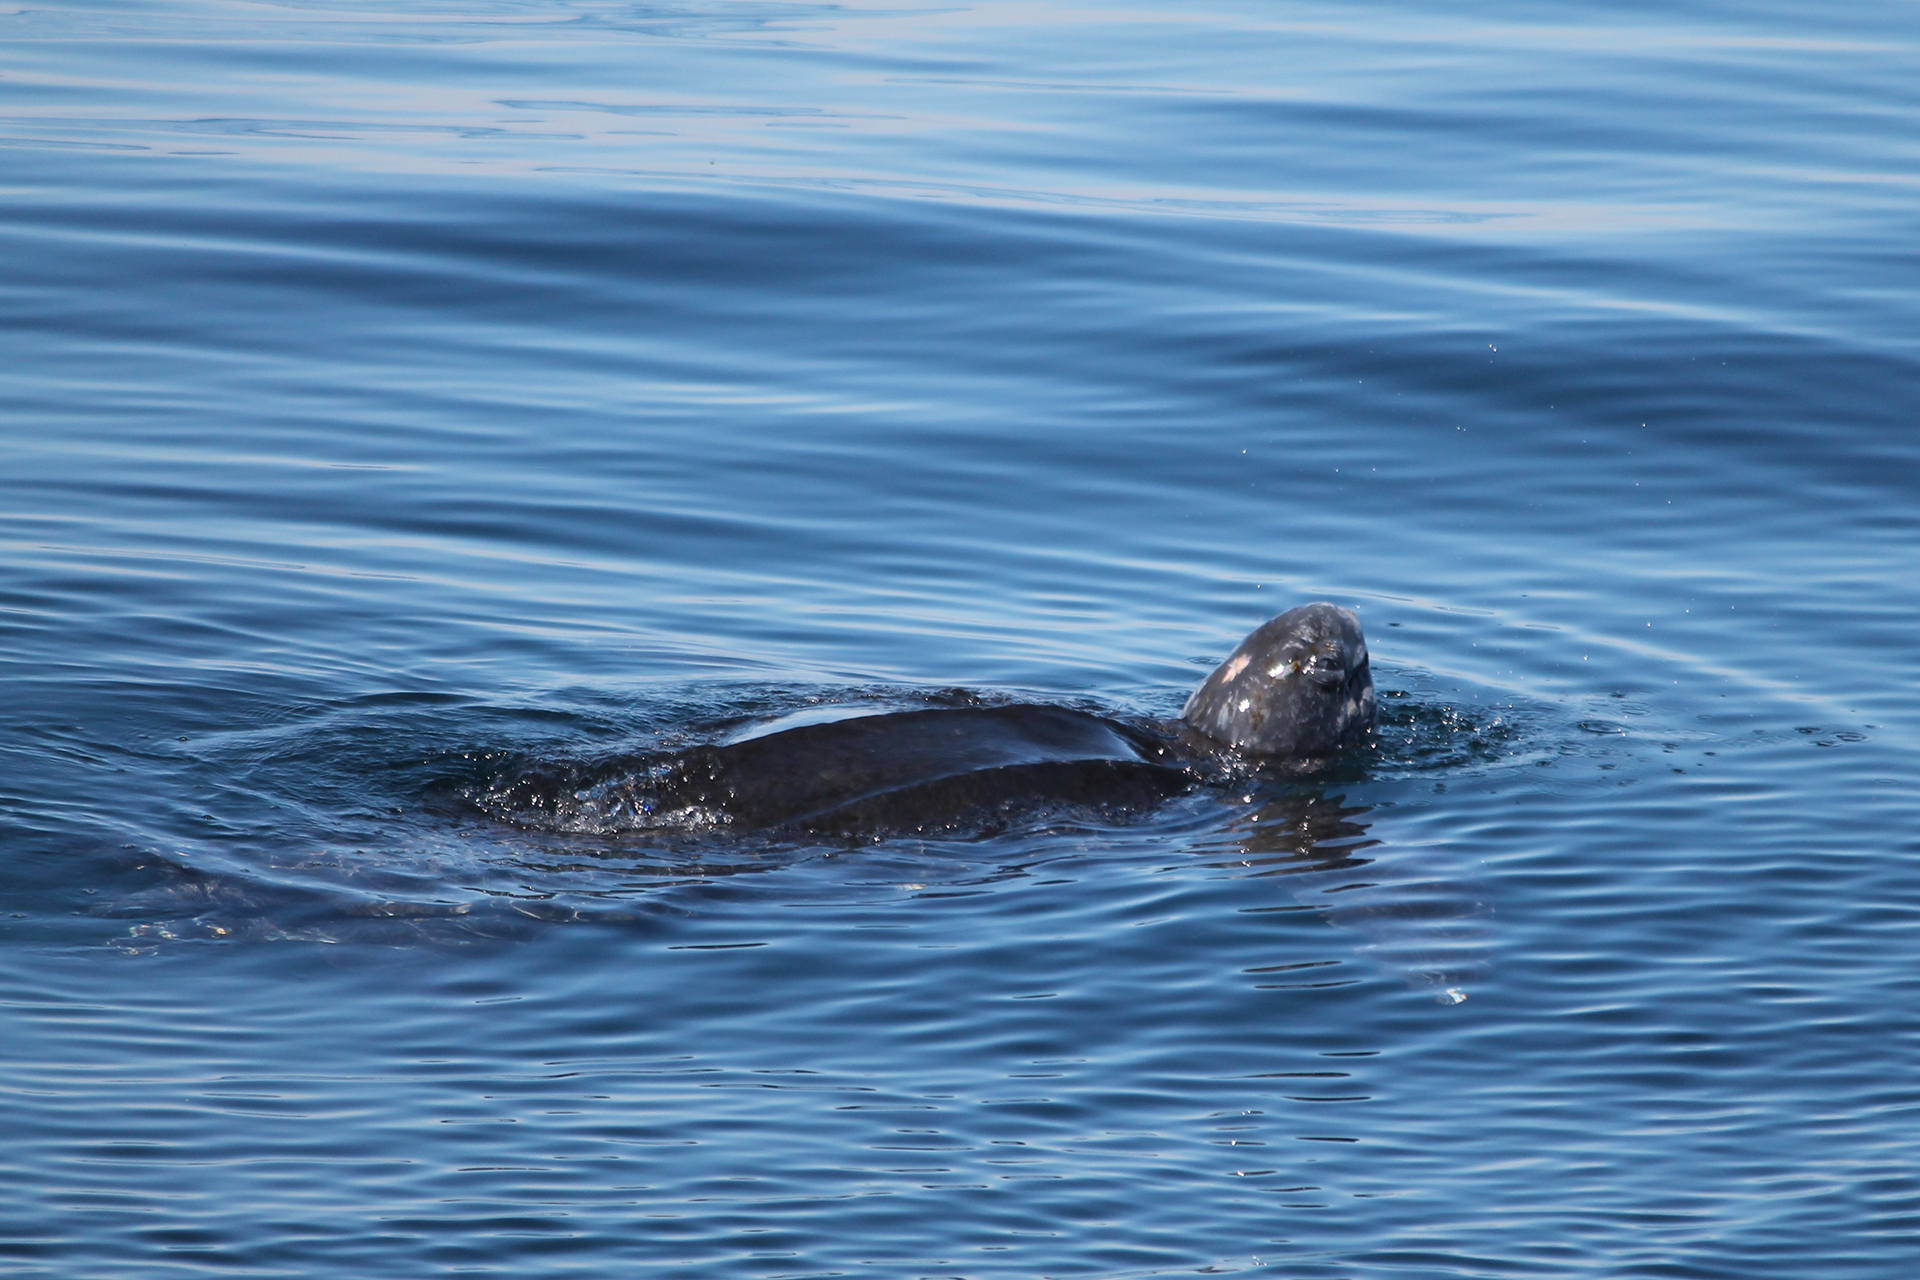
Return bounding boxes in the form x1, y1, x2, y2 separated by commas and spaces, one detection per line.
495, 603, 1375, 838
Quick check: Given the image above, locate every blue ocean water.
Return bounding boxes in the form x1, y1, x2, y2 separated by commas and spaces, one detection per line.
3, 1, 1917, 1274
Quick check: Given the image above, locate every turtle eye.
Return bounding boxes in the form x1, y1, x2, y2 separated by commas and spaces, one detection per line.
1304, 657, 1345, 688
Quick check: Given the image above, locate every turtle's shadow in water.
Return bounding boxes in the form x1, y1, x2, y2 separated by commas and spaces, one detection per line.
1193, 787, 1492, 1001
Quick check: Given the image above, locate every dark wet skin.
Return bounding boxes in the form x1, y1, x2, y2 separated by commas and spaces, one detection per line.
629, 705, 1197, 836
492, 603, 1375, 839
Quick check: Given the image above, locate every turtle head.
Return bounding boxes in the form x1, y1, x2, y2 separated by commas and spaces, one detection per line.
1181, 603, 1376, 757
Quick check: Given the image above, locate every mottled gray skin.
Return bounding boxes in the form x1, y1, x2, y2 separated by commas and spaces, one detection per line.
1180, 602, 1375, 757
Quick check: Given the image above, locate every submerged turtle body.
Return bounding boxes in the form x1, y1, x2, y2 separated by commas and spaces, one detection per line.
600, 705, 1194, 836
496, 603, 1375, 838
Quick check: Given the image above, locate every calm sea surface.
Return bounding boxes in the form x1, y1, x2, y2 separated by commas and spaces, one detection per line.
3, 2, 1917, 1275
